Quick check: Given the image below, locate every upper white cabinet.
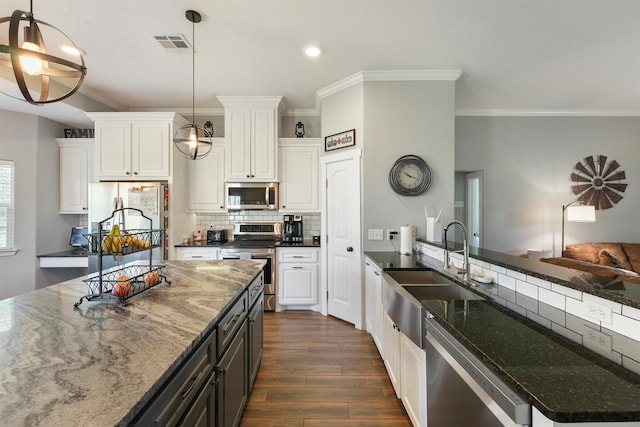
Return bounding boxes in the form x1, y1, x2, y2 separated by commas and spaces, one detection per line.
278, 139, 320, 212
188, 139, 225, 212
218, 96, 282, 182
57, 138, 95, 214
87, 112, 187, 181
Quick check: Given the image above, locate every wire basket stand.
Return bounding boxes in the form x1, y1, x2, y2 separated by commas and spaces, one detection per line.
74, 208, 171, 307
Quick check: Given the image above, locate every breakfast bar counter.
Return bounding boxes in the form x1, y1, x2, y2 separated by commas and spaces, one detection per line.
0, 259, 265, 426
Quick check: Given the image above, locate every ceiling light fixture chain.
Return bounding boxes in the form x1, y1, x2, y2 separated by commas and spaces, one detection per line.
173, 9, 212, 160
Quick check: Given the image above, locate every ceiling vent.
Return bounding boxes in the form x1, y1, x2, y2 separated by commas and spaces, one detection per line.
154, 34, 192, 52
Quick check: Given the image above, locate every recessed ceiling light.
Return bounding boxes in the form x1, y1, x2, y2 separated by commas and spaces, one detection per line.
304, 46, 321, 58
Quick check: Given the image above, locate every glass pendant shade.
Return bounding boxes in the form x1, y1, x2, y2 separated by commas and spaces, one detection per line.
0, 7, 87, 105
174, 123, 212, 160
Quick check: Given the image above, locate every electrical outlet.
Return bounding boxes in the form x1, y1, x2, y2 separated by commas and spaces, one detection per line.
583, 326, 612, 353
387, 229, 397, 240
583, 301, 612, 324
368, 229, 383, 241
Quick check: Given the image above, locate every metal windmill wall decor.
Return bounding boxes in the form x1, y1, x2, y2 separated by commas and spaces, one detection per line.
570, 155, 627, 210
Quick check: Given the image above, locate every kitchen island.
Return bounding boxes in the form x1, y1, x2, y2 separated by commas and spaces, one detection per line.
0, 259, 265, 426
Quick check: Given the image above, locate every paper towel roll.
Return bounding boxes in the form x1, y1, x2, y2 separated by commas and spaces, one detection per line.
400, 226, 413, 255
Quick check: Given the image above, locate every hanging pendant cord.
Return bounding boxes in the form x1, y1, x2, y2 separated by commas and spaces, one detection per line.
191, 17, 195, 124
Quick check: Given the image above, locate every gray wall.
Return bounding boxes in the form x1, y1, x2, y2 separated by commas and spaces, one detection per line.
456, 116, 640, 255
0, 110, 81, 299
362, 80, 456, 251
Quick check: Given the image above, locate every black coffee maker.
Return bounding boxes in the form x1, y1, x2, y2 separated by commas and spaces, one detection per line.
282, 214, 303, 244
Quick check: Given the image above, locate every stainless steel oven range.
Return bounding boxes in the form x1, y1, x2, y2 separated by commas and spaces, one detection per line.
219, 222, 282, 312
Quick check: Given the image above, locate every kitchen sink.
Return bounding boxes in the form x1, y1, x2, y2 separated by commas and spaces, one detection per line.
382, 268, 485, 348
384, 269, 456, 285
402, 284, 484, 301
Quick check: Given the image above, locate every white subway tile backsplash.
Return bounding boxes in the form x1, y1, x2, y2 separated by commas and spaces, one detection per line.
498, 274, 516, 290
550, 283, 582, 300
507, 269, 527, 281
610, 312, 640, 342
623, 305, 640, 321
526, 275, 551, 290
490, 264, 507, 274
539, 288, 566, 310
516, 279, 538, 299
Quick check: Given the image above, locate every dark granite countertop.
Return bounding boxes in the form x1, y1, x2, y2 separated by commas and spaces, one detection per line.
0, 260, 265, 426
37, 249, 89, 258
364, 251, 640, 423
422, 297, 640, 423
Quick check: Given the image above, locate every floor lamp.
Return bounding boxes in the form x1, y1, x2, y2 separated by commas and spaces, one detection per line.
561, 201, 596, 256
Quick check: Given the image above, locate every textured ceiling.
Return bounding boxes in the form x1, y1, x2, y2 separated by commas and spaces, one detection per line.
1, 0, 639, 126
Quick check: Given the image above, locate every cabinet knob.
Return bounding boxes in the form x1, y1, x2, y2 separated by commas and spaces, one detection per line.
126, 171, 130, 175
282, 205, 286, 209
346, 246, 353, 252
134, 171, 138, 175
220, 206, 224, 209
246, 174, 250, 178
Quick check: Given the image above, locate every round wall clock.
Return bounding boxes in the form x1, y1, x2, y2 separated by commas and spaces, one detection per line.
388, 155, 432, 196
570, 154, 627, 210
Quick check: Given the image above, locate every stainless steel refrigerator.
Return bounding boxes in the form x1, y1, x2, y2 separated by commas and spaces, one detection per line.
88, 182, 168, 273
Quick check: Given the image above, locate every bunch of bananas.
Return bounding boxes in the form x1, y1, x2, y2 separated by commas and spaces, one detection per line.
101, 225, 124, 253
101, 226, 152, 253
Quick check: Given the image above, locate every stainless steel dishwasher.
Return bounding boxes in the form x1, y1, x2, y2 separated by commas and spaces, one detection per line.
424, 313, 531, 426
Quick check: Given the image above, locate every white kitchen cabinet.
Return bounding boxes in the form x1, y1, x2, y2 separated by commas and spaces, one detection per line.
218, 96, 282, 182
364, 258, 384, 354
278, 139, 320, 212
57, 138, 95, 214
400, 333, 427, 427
87, 112, 187, 181
175, 247, 220, 260
383, 311, 402, 397
277, 247, 319, 307
189, 140, 225, 212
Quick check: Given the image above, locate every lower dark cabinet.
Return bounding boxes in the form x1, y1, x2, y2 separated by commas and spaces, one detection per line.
247, 294, 264, 392
216, 319, 248, 427
180, 371, 217, 427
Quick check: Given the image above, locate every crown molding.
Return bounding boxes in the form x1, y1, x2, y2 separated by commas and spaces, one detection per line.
317, 69, 463, 100
283, 108, 320, 117
217, 95, 283, 108
455, 108, 640, 117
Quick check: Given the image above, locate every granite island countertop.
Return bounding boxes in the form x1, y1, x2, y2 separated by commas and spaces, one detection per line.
0, 259, 265, 426
365, 251, 640, 423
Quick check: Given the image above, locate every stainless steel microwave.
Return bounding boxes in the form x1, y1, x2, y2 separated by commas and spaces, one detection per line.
226, 182, 279, 210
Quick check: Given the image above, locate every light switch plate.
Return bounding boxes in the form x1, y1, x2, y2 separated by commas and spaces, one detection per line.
368, 229, 383, 241
583, 300, 612, 324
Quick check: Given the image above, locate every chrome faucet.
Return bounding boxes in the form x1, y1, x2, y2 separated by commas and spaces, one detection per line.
443, 220, 470, 278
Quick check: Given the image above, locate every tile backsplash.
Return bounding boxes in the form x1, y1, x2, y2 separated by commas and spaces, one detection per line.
195, 211, 321, 238
418, 241, 640, 375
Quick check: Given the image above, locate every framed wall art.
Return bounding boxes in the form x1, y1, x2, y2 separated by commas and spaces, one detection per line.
325, 129, 356, 152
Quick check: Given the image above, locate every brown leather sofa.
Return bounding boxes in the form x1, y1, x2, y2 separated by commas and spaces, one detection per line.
541, 242, 640, 283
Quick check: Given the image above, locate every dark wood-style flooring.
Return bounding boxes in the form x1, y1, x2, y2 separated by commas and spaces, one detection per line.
239, 311, 412, 426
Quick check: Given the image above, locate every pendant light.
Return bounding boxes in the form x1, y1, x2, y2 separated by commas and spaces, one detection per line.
0, 0, 87, 105
173, 10, 212, 160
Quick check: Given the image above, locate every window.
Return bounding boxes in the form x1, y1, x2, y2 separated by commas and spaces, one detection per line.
0, 160, 15, 251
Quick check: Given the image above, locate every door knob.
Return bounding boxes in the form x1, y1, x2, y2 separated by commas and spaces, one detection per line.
346, 246, 353, 252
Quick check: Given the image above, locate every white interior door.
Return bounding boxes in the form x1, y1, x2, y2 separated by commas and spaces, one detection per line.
321, 149, 362, 329
466, 171, 483, 248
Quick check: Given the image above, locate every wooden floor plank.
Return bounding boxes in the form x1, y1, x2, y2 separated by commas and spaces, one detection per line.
240, 311, 411, 425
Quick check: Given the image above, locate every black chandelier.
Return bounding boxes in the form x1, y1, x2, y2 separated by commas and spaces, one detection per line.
0, 1, 87, 105
173, 10, 212, 160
